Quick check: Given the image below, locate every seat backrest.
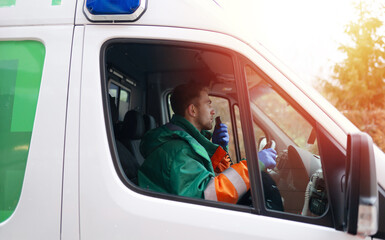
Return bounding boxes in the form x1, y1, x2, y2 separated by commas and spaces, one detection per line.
121, 110, 146, 166
109, 96, 140, 184
115, 140, 140, 184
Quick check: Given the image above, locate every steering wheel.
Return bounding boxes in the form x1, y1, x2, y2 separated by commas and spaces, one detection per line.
238, 149, 284, 211
257, 136, 275, 152
237, 172, 284, 212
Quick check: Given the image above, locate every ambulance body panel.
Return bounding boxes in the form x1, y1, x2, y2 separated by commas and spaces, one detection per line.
0, 0, 76, 26
0, 0, 384, 239
0, 25, 73, 239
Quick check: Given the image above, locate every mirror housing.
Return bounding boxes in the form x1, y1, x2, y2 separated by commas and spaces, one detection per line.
344, 133, 378, 236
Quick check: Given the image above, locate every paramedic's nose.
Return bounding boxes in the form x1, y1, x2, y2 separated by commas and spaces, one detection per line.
211, 108, 215, 116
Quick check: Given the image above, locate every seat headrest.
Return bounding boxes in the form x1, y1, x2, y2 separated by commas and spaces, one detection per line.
122, 110, 146, 140
143, 114, 157, 132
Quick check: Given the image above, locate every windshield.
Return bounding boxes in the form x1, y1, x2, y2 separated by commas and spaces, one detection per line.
246, 65, 319, 155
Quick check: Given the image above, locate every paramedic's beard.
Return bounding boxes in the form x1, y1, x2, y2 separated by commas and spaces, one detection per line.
202, 119, 213, 131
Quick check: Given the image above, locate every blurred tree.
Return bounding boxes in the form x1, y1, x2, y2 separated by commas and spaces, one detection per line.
320, 1, 385, 150
322, 1, 385, 110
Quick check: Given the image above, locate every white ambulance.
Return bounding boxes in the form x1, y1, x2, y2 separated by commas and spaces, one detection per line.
0, 0, 384, 239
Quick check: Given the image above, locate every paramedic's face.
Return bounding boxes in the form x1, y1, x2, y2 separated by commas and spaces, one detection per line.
195, 90, 215, 131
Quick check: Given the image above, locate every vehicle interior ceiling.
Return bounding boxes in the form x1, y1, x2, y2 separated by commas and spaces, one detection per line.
106, 42, 238, 126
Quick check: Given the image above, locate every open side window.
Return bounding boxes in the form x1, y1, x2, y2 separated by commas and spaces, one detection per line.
102, 40, 254, 212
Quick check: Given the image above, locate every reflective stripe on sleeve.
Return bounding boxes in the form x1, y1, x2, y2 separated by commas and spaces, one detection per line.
203, 161, 250, 204
230, 160, 250, 189
203, 177, 218, 201
221, 167, 248, 200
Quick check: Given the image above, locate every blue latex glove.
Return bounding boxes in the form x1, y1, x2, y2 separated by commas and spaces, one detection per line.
212, 123, 229, 148
258, 148, 277, 169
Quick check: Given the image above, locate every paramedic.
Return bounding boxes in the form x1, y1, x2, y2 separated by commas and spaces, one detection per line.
138, 82, 277, 204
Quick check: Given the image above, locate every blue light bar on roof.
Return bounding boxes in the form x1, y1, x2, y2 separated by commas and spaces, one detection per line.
86, 0, 139, 14
84, 0, 147, 22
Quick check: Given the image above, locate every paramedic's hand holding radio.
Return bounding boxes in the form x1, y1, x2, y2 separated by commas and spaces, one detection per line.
212, 116, 229, 148
212, 117, 277, 169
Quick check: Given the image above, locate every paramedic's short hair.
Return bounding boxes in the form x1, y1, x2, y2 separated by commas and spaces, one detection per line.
170, 82, 209, 116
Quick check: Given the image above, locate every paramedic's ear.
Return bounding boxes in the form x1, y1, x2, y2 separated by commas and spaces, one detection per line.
186, 103, 197, 118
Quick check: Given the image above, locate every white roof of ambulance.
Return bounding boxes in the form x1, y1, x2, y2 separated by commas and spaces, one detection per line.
0, 0, 238, 32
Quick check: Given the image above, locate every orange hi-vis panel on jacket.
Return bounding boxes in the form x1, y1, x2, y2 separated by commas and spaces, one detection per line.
204, 160, 249, 204
210, 146, 231, 173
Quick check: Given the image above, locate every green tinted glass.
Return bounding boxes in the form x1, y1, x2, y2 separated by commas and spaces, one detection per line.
51, 0, 61, 5
0, 0, 16, 7
0, 41, 45, 222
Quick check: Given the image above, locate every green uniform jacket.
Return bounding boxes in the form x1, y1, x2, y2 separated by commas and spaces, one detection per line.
138, 114, 222, 199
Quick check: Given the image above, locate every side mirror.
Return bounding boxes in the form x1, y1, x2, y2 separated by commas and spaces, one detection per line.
344, 133, 378, 236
